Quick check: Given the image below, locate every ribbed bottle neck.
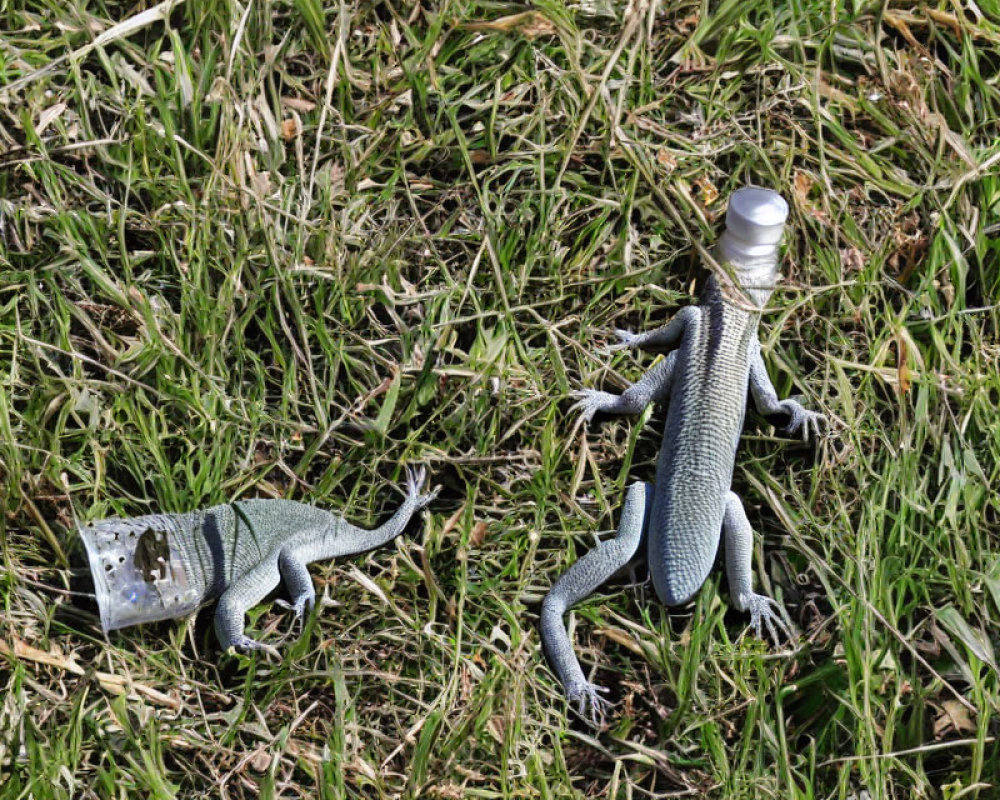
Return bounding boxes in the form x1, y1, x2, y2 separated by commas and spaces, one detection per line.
717, 229, 781, 269
714, 231, 780, 310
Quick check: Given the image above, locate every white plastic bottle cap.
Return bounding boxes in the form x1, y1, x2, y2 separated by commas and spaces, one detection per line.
725, 187, 789, 246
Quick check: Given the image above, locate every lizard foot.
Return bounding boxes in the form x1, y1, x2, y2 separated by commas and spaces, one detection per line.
740, 593, 794, 645
405, 465, 439, 510
566, 681, 613, 728
274, 596, 315, 643
228, 635, 281, 658
569, 389, 620, 425
601, 329, 639, 354
777, 399, 825, 443
275, 595, 315, 622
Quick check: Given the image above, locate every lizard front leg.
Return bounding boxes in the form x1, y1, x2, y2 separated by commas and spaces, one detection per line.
606, 306, 698, 353
214, 560, 282, 653
573, 308, 693, 423
723, 491, 792, 643
540, 481, 650, 727
573, 351, 677, 423
748, 343, 824, 442
274, 549, 316, 623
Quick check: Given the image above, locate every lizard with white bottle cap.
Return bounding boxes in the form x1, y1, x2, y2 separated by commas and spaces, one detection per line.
540, 188, 825, 723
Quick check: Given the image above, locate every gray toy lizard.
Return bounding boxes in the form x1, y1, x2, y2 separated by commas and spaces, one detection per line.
79, 467, 437, 652
541, 188, 825, 724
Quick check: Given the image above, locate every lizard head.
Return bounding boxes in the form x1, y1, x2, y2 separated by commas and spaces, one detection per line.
717, 187, 789, 302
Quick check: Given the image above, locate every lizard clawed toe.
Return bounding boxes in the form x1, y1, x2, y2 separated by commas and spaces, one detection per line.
404, 466, 439, 509
276, 596, 314, 621
601, 329, 638, 355
740, 593, 794, 645
229, 635, 282, 658
570, 389, 614, 424
275, 596, 315, 641
778, 399, 826, 443
567, 681, 612, 728
806, 410, 827, 441
405, 465, 427, 493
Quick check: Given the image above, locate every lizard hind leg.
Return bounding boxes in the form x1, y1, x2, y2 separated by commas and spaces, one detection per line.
274, 549, 316, 629
214, 560, 283, 655
540, 481, 651, 727
722, 491, 794, 644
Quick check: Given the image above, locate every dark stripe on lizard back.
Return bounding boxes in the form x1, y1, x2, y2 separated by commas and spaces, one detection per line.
705, 280, 727, 374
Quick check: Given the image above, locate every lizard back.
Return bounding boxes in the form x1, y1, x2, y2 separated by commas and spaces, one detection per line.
648, 280, 760, 606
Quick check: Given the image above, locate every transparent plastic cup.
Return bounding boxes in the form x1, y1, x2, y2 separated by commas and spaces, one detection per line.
79, 513, 205, 633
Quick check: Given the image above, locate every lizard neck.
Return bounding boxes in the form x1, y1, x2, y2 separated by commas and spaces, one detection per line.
701, 277, 766, 328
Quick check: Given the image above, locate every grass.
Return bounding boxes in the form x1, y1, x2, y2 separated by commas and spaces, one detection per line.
1, 0, 999, 796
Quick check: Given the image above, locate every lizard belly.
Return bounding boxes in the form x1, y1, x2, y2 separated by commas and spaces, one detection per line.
647, 325, 752, 606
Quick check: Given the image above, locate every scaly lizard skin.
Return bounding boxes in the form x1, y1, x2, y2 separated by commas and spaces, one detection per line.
79, 467, 437, 652
540, 188, 825, 724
